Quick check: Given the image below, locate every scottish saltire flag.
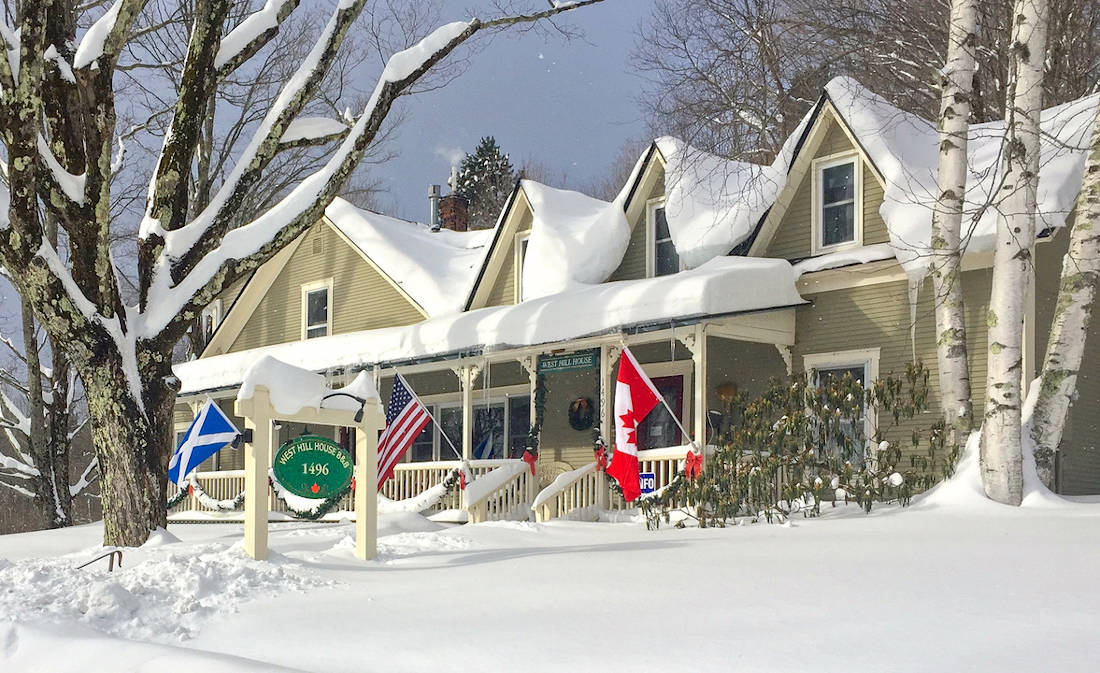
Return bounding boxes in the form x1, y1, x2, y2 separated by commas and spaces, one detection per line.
378, 374, 431, 488
168, 400, 240, 485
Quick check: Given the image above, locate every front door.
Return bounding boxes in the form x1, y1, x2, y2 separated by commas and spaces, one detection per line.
638, 375, 684, 450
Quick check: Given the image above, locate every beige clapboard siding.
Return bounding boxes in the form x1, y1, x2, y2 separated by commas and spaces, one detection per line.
766, 121, 888, 259
483, 208, 533, 307
794, 267, 993, 467
228, 223, 424, 353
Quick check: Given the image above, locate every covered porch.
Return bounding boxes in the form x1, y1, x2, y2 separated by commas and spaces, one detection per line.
170, 308, 795, 524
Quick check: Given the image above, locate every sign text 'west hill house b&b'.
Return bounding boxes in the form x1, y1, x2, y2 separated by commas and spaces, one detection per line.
272, 435, 354, 499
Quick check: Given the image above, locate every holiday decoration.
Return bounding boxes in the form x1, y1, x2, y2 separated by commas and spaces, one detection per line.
522, 449, 537, 476
568, 397, 595, 431
594, 446, 608, 472
684, 450, 704, 480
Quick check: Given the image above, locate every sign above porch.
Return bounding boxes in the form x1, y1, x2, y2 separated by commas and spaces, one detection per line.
538, 348, 599, 374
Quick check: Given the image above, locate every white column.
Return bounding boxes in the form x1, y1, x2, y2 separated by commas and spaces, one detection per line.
454, 364, 481, 461
599, 345, 622, 510
355, 403, 380, 561
238, 388, 272, 561
520, 356, 539, 504
692, 324, 708, 449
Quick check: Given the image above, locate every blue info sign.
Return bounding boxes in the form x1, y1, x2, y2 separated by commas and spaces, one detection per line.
639, 472, 657, 494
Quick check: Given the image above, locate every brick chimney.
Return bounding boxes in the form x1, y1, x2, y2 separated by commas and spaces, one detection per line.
440, 194, 469, 232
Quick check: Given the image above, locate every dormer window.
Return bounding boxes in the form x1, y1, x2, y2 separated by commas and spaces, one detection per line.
514, 231, 530, 302
813, 153, 862, 254
301, 279, 332, 339
200, 299, 223, 343
647, 198, 680, 277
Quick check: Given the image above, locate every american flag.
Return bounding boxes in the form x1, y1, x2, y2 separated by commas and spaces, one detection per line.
377, 374, 431, 488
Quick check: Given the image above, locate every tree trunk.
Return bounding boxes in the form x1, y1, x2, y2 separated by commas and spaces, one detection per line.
1029, 105, 1100, 487
81, 344, 177, 546
930, 0, 979, 448
981, 0, 1049, 505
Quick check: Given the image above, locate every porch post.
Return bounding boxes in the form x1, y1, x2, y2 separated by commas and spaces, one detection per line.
520, 356, 539, 503
236, 387, 273, 561
454, 364, 481, 461
599, 345, 622, 510
355, 400, 381, 561
690, 324, 708, 448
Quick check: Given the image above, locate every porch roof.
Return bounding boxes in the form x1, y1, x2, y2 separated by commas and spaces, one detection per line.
175, 256, 805, 396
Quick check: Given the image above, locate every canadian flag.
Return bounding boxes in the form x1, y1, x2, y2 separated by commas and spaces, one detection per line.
607, 347, 662, 502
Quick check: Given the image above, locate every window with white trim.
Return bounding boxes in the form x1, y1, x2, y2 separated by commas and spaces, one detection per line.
814, 154, 861, 252
647, 199, 680, 277
804, 348, 879, 466
301, 280, 332, 340
200, 298, 223, 343
515, 232, 530, 302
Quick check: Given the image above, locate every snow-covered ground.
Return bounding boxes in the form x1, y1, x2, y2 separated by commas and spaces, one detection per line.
1, 491, 1098, 672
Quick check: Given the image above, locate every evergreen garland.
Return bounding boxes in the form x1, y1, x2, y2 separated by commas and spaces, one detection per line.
271, 477, 353, 521
165, 486, 190, 510
524, 373, 547, 458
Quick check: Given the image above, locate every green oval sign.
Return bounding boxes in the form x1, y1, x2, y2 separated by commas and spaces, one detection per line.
273, 435, 353, 499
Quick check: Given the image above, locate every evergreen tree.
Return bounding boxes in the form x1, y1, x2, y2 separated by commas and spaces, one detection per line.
454, 137, 517, 229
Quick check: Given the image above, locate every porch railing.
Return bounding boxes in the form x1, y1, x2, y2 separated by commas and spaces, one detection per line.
531, 461, 604, 523
465, 461, 535, 524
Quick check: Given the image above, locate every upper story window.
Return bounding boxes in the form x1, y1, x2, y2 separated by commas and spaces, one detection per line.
813, 153, 862, 253
647, 199, 680, 277
200, 298, 223, 343
301, 279, 332, 339
514, 231, 530, 302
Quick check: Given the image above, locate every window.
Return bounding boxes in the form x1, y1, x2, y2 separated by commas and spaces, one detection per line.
647, 199, 680, 277
405, 395, 531, 462
638, 375, 684, 449
515, 232, 530, 302
813, 154, 861, 253
200, 299, 223, 343
803, 349, 880, 466
301, 279, 332, 340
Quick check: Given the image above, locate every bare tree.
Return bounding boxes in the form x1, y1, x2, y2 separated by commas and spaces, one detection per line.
929, 0, 979, 449
982, 0, 1049, 505
1029, 106, 1100, 487
0, 0, 605, 547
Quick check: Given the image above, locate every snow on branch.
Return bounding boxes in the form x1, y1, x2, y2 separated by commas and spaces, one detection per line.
73, 0, 124, 69
278, 117, 350, 148
37, 135, 86, 205
70, 456, 98, 497
215, 0, 302, 75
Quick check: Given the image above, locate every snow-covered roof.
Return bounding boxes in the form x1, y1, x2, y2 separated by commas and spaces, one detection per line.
519, 180, 630, 300
238, 356, 380, 417
324, 198, 493, 316
175, 256, 806, 395
824, 76, 1099, 278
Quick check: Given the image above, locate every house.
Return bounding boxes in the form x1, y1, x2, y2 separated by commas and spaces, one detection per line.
171, 77, 1100, 521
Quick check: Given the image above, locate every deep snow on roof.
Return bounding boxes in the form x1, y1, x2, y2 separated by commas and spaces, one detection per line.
175, 256, 805, 395
324, 198, 493, 316
825, 76, 1099, 277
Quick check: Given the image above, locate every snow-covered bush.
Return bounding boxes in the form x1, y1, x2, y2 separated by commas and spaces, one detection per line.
642, 362, 957, 528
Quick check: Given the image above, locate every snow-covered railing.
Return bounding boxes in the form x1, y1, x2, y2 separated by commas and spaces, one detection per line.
383, 459, 513, 514
464, 460, 534, 524
531, 462, 605, 522
609, 445, 698, 510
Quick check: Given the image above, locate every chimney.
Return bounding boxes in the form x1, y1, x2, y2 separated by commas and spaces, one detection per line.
440, 193, 469, 232
428, 184, 441, 231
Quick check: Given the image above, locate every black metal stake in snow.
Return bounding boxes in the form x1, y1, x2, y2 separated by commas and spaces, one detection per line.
76, 550, 123, 572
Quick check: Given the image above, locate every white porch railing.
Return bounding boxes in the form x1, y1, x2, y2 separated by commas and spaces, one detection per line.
531, 461, 605, 523
465, 461, 535, 524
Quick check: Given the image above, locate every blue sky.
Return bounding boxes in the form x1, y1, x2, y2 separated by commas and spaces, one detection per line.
375, 0, 655, 220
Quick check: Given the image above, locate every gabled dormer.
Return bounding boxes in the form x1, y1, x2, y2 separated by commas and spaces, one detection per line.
750, 99, 892, 261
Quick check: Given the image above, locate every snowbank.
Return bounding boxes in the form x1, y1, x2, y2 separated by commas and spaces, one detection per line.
178, 257, 804, 395
826, 77, 1098, 278
325, 198, 493, 316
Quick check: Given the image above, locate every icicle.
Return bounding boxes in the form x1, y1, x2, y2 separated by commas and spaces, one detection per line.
908, 276, 922, 363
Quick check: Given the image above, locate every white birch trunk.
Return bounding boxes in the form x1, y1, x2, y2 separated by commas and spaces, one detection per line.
981, 0, 1049, 505
1029, 105, 1100, 488
930, 0, 979, 446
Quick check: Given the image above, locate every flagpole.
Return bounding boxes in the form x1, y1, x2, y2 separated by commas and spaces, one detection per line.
395, 372, 462, 459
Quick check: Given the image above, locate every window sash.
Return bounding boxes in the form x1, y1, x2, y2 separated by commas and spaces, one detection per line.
305, 288, 329, 338
816, 158, 858, 249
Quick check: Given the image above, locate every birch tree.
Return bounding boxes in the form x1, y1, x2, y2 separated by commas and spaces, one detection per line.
929, 0, 979, 448
1029, 106, 1100, 487
0, 0, 605, 547
981, 0, 1049, 505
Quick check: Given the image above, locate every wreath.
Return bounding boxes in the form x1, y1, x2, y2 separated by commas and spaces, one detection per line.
568, 397, 595, 431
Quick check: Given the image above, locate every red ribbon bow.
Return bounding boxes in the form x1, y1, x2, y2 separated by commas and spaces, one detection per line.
594, 447, 609, 472
685, 450, 704, 480
522, 449, 537, 476
459, 471, 467, 491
